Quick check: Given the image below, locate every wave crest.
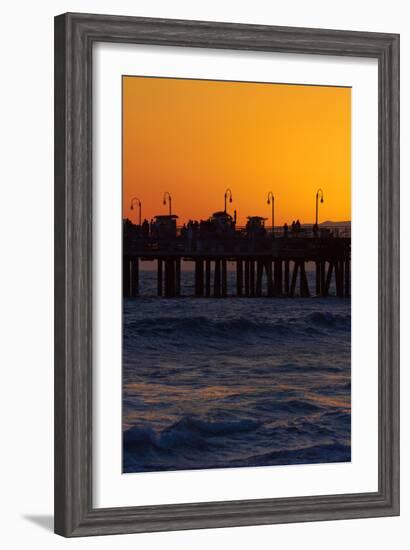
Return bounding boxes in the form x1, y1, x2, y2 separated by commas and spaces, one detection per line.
125, 311, 350, 340
124, 416, 261, 452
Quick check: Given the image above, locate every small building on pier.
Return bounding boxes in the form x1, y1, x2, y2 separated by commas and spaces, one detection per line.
246, 216, 267, 237
208, 211, 235, 233
151, 214, 179, 239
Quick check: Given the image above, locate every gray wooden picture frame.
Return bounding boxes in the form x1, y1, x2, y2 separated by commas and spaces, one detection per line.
54, 12, 400, 537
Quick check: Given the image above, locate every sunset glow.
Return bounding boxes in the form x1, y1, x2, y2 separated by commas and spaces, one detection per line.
123, 76, 351, 227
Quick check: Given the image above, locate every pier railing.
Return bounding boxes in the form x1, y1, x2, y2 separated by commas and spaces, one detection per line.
170, 224, 351, 239
124, 223, 351, 258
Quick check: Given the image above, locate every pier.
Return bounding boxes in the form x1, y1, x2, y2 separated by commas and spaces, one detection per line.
123, 215, 350, 299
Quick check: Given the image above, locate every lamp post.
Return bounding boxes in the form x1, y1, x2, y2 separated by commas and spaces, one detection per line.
130, 197, 142, 225
315, 188, 324, 226
267, 191, 275, 236
224, 188, 233, 213
163, 191, 172, 216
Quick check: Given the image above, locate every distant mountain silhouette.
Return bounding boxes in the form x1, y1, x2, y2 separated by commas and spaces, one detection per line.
298, 220, 351, 228
320, 220, 351, 226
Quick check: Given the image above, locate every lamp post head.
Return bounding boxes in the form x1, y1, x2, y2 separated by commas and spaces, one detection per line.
321, 197, 324, 204
130, 204, 134, 210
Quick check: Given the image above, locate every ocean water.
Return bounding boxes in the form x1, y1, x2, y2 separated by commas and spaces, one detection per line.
123, 265, 351, 473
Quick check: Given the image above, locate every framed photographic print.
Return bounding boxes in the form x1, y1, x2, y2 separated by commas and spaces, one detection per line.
54, 13, 400, 536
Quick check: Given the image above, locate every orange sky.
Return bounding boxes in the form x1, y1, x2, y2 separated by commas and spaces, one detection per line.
123, 76, 351, 226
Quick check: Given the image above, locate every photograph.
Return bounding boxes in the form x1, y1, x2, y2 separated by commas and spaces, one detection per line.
51, 10, 399, 538
121, 75, 352, 474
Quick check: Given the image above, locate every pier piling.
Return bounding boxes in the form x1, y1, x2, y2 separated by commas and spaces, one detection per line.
131, 258, 139, 297
205, 260, 211, 297
320, 261, 326, 296
236, 260, 243, 296
175, 258, 181, 297
266, 261, 274, 297
284, 260, 290, 294
244, 260, 250, 296
290, 261, 299, 297
274, 259, 283, 296
222, 260, 227, 297
123, 257, 131, 298
195, 259, 204, 297
214, 259, 221, 297
164, 259, 176, 297
256, 260, 263, 297
157, 259, 163, 296
344, 260, 350, 298
315, 261, 320, 295
324, 261, 333, 296
300, 261, 310, 297
250, 261, 255, 297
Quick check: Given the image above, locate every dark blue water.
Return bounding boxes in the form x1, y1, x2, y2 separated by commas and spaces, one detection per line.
123, 266, 351, 473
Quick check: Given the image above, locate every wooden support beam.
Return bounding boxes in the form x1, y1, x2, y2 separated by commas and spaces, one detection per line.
214, 259, 221, 297
222, 259, 227, 297
256, 260, 263, 296
244, 260, 250, 296
279, 260, 283, 295
274, 259, 283, 296
299, 261, 304, 297
335, 260, 344, 297
175, 258, 181, 297
164, 259, 176, 297
290, 260, 299, 297
157, 259, 163, 296
205, 260, 211, 297
123, 257, 131, 298
320, 261, 326, 296
339, 260, 345, 298
236, 260, 243, 296
284, 260, 290, 294
266, 261, 274, 297
164, 260, 170, 297
195, 259, 204, 296
194, 260, 199, 296
131, 258, 139, 297
344, 259, 350, 298
273, 260, 278, 295
170, 260, 176, 297
250, 261, 255, 297
334, 261, 340, 297
315, 261, 321, 295
299, 261, 310, 297
324, 261, 333, 296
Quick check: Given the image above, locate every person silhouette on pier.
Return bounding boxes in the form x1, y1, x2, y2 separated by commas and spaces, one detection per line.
142, 219, 149, 237
283, 222, 288, 237
187, 222, 193, 251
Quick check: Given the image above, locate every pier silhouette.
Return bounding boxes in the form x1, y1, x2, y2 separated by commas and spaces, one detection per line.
123, 210, 350, 299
